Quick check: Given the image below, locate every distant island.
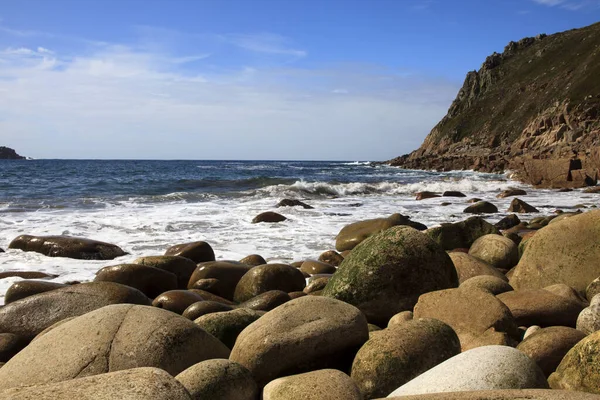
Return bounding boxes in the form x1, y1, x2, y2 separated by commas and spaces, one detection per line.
388, 21, 600, 188
0, 146, 26, 160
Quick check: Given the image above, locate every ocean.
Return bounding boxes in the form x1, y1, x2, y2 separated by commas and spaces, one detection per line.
0, 159, 593, 303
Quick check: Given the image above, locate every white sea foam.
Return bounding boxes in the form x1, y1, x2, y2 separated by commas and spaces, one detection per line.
0, 174, 595, 304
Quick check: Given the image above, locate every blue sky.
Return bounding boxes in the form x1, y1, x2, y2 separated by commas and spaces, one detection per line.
0, 0, 599, 160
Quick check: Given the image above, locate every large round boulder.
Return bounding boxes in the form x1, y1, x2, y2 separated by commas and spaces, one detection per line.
549, 329, 600, 393
229, 296, 368, 386
182, 301, 234, 320
510, 210, 600, 293
0, 304, 230, 389
463, 201, 498, 214
387, 345, 548, 397
194, 308, 264, 349
300, 260, 336, 275
94, 264, 178, 298
8, 235, 126, 260
449, 252, 508, 284
134, 255, 197, 289
351, 318, 461, 399
468, 234, 519, 270
176, 359, 258, 400
233, 264, 305, 303
188, 261, 252, 301
237, 290, 291, 311
4, 280, 68, 304
413, 287, 519, 350
252, 212, 287, 223
386, 390, 600, 399
426, 216, 500, 250
263, 369, 361, 400
576, 294, 600, 334
152, 290, 206, 314
0, 333, 27, 362
460, 275, 513, 295
323, 226, 458, 326
0, 282, 150, 340
165, 241, 215, 263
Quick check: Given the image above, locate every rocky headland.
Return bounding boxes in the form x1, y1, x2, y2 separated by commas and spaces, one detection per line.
0, 147, 25, 160
388, 22, 600, 188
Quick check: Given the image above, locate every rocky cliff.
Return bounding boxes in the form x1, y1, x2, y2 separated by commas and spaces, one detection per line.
389, 22, 600, 188
0, 147, 25, 160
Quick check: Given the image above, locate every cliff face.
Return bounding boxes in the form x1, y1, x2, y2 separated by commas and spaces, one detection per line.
389, 22, 600, 188
0, 147, 25, 160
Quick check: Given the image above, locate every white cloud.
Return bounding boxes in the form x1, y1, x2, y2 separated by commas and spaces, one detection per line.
222, 33, 307, 58
531, 0, 600, 9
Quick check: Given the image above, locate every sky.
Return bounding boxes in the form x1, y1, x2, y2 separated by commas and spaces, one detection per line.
0, 0, 599, 160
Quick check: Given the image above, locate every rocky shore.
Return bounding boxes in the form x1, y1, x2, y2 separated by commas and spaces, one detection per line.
1, 194, 600, 399
0, 147, 25, 160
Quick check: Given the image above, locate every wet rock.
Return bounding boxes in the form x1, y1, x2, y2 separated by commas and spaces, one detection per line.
252, 212, 287, 223
351, 318, 461, 399
237, 290, 291, 311
276, 199, 313, 209
468, 234, 519, 270
188, 261, 251, 301
497, 189, 528, 198
443, 191, 466, 197
463, 201, 498, 214
517, 326, 586, 377
233, 264, 305, 303
239, 254, 266, 266
508, 198, 539, 213
8, 235, 126, 260
263, 369, 361, 400
467, 198, 482, 203
152, 290, 206, 314
0, 333, 27, 363
94, 264, 178, 298
176, 359, 258, 400
415, 191, 440, 200
195, 308, 264, 349
182, 301, 235, 320
304, 277, 330, 294
0, 282, 150, 340
4, 280, 68, 304
426, 216, 500, 250
300, 260, 336, 275
0, 304, 230, 389
449, 252, 508, 284
387, 345, 549, 396
460, 275, 514, 295
0, 271, 58, 279
288, 291, 306, 299
387, 311, 413, 327
133, 255, 197, 289
324, 226, 458, 326
229, 296, 368, 386
549, 330, 600, 393
165, 241, 215, 263
495, 214, 521, 230
318, 250, 344, 266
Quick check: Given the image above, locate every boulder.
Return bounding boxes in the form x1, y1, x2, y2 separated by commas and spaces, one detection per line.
165, 241, 215, 263
152, 290, 206, 314
508, 198, 539, 213
497, 284, 588, 327
0, 304, 230, 389
0, 282, 150, 340
133, 255, 197, 289
387, 311, 414, 327
517, 326, 586, 377
195, 308, 264, 349
304, 277, 330, 294
426, 216, 500, 250
335, 213, 426, 252
300, 260, 336, 275
0, 367, 192, 400
229, 296, 369, 386
385, 389, 597, 399
586, 277, 600, 301
351, 318, 461, 399
495, 214, 521, 230
237, 290, 291, 311
576, 294, 600, 334
449, 252, 508, 284
4, 280, 68, 304
182, 301, 234, 320
188, 261, 252, 301
443, 191, 466, 197
0, 271, 57, 279
252, 212, 287, 223
233, 264, 305, 303
468, 234, 519, 270
8, 235, 126, 260
0, 333, 27, 362
288, 291, 306, 299
510, 210, 600, 293
460, 275, 513, 295
415, 191, 440, 200
323, 226, 458, 325
263, 369, 361, 400
176, 359, 258, 400
549, 329, 600, 393
94, 264, 178, 298
387, 345, 549, 397
318, 250, 344, 266
463, 201, 498, 214
239, 254, 266, 266
413, 288, 519, 350
276, 199, 313, 209
497, 189, 528, 198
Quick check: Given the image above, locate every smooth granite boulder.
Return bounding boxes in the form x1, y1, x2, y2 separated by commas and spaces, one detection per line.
384, 389, 600, 399
182, 301, 234, 320
229, 296, 368, 386
0, 271, 57, 279
586, 277, 600, 302
549, 329, 600, 393
468, 234, 519, 270
94, 264, 178, 298
426, 217, 500, 250
335, 213, 426, 252
0, 282, 150, 340
510, 210, 600, 293
351, 318, 461, 399
233, 263, 305, 303
517, 326, 586, 377
194, 308, 264, 349
8, 235, 126, 260
133, 255, 197, 289
263, 369, 362, 400
300, 260, 336, 275
497, 284, 588, 327
576, 294, 600, 334
318, 250, 344, 266
0, 333, 27, 363
252, 212, 287, 223
4, 280, 68, 304
387, 311, 414, 327
460, 275, 514, 295
0, 367, 192, 400
449, 252, 508, 284
324, 226, 458, 325
413, 287, 519, 350
176, 359, 258, 400
0, 304, 230, 389
237, 290, 291, 311
152, 290, 206, 314
463, 201, 498, 214
239, 254, 267, 266
387, 346, 549, 397
165, 241, 215, 263
188, 261, 252, 301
